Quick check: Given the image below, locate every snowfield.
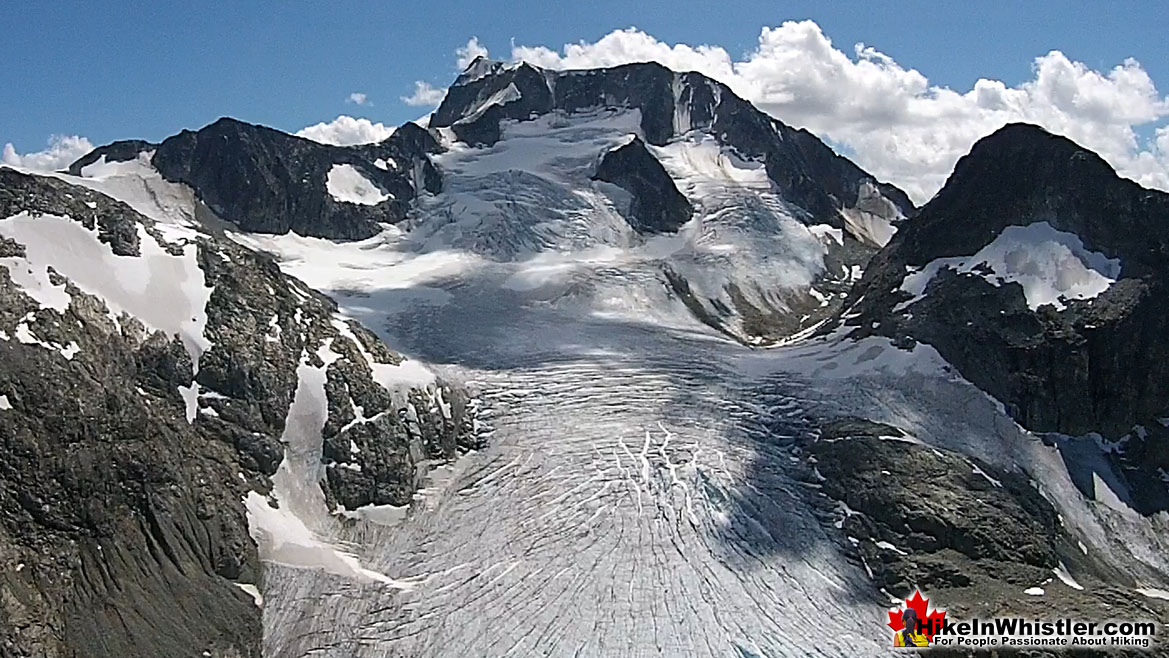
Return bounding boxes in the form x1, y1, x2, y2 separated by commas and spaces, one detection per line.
326, 163, 392, 205
898, 221, 1122, 311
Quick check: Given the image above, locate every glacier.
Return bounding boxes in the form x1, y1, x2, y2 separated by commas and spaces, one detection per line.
18, 108, 1169, 657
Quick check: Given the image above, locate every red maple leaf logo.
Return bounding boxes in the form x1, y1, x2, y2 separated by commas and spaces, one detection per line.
888, 590, 947, 641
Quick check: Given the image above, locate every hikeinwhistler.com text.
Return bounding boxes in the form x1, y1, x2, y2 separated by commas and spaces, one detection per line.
921, 617, 1158, 649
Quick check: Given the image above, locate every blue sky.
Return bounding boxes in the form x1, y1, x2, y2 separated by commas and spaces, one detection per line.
3, 1, 1165, 150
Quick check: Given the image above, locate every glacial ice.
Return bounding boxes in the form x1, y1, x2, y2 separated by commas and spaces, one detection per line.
12, 110, 1165, 657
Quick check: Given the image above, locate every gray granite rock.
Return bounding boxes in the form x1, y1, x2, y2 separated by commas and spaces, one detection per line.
0, 169, 476, 657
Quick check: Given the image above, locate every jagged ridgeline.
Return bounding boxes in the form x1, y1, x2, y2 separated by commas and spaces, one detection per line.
63, 59, 919, 345
69, 120, 443, 241
432, 57, 914, 234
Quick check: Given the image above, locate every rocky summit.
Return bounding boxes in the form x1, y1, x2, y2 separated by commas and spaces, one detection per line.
67, 119, 442, 241
1, 55, 1168, 658
432, 58, 915, 239
843, 123, 1169, 515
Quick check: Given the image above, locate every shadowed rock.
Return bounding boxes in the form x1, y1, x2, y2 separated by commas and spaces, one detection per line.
69, 118, 443, 241
846, 124, 1169, 439
592, 136, 692, 234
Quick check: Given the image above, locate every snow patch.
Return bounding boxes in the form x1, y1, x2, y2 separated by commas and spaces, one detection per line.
79, 150, 156, 179
0, 395, 10, 410
1138, 587, 1169, 601
244, 491, 413, 588
840, 207, 895, 247
234, 583, 263, 607
457, 82, 522, 124
334, 503, 410, 526
456, 56, 500, 85
651, 135, 770, 195
57, 341, 80, 360
0, 215, 211, 363
808, 224, 843, 246
1053, 562, 1084, 591
0, 254, 71, 311
971, 464, 1002, 487
325, 164, 391, 206
178, 383, 199, 423
898, 222, 1121, 312
332, 318, 436, 390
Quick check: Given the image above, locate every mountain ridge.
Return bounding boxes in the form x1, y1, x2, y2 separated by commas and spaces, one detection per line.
0, 165, 475, 657
431, 58, 916, 234
840, 123, 1169, 520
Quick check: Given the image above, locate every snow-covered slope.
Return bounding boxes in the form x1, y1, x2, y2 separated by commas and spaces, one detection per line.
325, 163, 393, 206
897, 221, 1122, 312
848, 124, 1169, 437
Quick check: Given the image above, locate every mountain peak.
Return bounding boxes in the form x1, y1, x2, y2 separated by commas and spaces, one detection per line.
428, 60, 915, 232
937, 122, 1118, 205
847, 121, 1169, 438
883, 121, 1169, 280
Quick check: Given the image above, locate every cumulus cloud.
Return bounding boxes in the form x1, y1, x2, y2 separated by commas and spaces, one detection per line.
456, 37, 489, 70
497, 22, 1169, 203
347, 92, 370, 106
2, 134, 95, 172
295, 115, 395, 146
401, 81, 446, 107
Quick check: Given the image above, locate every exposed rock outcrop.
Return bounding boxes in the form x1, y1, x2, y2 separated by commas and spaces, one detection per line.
69, 118, 443, 241
806, 419, 1167, 634
844, 124, 1169, 439
0, 167, 474, 657
592, 136, 692, 234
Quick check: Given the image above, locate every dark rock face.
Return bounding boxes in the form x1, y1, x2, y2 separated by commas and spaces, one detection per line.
431, 59, 915, 233
811, 423, 1059, 596
592, 136, 692, 233
317, 323, 477, 511
65, 139, 157, 175
432, 59, 554, 146
0, 171, 263, 657
806, 420, 1167, 636
0, 169, 475, 657
70, 117, 443, 241
846, 124, 1169, 438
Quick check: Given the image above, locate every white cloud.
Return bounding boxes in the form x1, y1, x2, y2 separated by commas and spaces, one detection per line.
401, 81, 446, 107
502, 22, 1169, 203
295, 115, 395, 146
2, 134, 95, 172
456, 37, 489, 70
347, 92, 370, 106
